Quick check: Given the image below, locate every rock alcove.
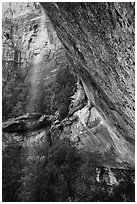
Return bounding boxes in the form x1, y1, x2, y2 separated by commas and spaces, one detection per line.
2, 2, 135, 202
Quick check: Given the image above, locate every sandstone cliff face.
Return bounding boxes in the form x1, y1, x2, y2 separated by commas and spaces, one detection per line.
41, 2, 135, 167
3, 2, 135, 168
2, 2, 73, 118
3, 2, 135, 167
2, 3, 135, 202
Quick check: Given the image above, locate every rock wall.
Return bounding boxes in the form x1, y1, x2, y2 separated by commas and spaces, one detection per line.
41, 2, 135, 167
2, 3, 135, 201
2, 2, 135, 168
2, 2, 73, 119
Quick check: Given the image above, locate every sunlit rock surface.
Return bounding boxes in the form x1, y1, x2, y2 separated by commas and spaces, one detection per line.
2, 2, 72, 118
3, 2, 135, 168
2, 3, 135, 201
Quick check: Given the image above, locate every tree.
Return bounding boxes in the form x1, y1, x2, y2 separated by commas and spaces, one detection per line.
2, 139, 22, 201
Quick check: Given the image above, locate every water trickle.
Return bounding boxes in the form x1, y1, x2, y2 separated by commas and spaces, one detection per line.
27, 9, 49, 113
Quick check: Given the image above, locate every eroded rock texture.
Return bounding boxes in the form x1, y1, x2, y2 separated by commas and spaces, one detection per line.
2, 2, 75, 119
2, 2, 135, 202
41, 2, 135, 167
